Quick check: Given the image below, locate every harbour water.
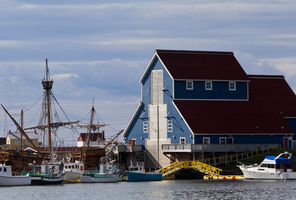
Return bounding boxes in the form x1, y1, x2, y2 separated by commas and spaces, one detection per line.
1, 180, 296, 200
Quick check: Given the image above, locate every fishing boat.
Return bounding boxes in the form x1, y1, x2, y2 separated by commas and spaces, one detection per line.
239, 152, 296, 180
27, 161, 65, 185
80, 162, 119, 183
64, 161, 84, 182
0, 164, 31, 186
126, 165, 162, 182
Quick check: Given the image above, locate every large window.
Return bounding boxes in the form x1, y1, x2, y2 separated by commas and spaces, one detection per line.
203, 137, 210, 144
143, 120, 148, 133
205, 81, 212, 90
167, 120, 173, 132
229, 81, 236, 91
186, 80, 193, 90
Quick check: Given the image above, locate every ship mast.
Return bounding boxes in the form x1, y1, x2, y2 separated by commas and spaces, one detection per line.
86, 99, 95, 149
42, 59, 53, 160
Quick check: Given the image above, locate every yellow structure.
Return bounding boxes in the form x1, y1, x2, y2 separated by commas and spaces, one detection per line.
6, 131, 39, 150
158, 160, 222, 177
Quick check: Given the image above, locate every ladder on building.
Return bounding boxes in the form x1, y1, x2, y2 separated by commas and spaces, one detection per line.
157, 160, 222, 178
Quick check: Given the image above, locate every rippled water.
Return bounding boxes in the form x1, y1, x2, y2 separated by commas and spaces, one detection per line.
1, 180, 296, 200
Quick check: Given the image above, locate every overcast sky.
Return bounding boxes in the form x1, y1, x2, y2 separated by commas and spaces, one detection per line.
0, 0, 295, 144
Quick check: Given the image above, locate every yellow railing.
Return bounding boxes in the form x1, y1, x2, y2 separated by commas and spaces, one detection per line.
158, 161, 222, 177
201, 144, 281, 166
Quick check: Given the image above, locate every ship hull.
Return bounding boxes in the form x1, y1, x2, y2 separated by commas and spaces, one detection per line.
0, 175, 31, 186
31, 174, 64, 185
126, 172, 162, 182
80, 173, 119, 183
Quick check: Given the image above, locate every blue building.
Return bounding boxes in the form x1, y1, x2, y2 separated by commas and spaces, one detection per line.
123, 49, 296, 167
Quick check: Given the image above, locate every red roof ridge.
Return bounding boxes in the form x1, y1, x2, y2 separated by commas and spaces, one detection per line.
156, 49, 234, 56
248, 74, 285, 79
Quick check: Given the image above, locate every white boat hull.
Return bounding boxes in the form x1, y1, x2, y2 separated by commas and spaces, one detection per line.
239, 166, 296, 180
80, 174, 119, 183
0, 175, 31, 186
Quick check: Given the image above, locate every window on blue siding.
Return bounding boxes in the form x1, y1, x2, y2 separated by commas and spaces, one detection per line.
229, 81, 236, 91
203, 137, 210, 144
180, 137, 186, 144
143, 120, 148, 133
228, 137, 234, 144
205, 81, 212, 90
186, 80, 193, 90
219, 137, 226, 144
167, 120, 173, 132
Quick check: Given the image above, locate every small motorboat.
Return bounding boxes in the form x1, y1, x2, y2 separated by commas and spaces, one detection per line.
80, 162, 119, 183
239, 152, 296, 180
64, 161, 84, 182
126, 165, 162, 182
0, 164, 31, 186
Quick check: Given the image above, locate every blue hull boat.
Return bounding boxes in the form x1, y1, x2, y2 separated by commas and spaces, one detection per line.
126, 171, 162, 182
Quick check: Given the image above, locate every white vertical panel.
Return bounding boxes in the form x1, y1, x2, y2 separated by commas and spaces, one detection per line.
151, 70, 163, 105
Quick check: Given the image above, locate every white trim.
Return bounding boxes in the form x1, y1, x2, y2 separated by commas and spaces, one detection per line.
155, 53, 174, 81
139, 53, 157, 83
123, 102, 143, 137
175, 78, 250, 82
141, 84, 143, 102
180, 137, 186, 144
203, 137, 210, 144
248, 76, 284, 80
174, 98, 248, 101
186, 80, 194, 90
229, 81, 236, 91
194, 133, 294, 135
143, 120, 149, 133
219, 137, 226, 144
172, 101, 195, 142
228, 137, 234, 144
167, 119, 173, 132
205, 81, 212, 90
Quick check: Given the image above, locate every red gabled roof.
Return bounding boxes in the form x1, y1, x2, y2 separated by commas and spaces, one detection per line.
156, 49, 248, 80
173, 76, 296, 134
77, 132, 105, 142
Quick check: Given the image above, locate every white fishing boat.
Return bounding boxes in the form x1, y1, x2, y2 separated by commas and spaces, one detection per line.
80, 163, 119, 183
27, 161, 65, 185
0, 164, 31, 186
239, 152, 296, 180
64, 161, 84, 181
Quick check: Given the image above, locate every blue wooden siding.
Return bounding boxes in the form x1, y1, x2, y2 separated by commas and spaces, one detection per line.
194, 135, 285, 145
174, 80, 248, 100
285, 118, 296, 140
125, 56, 193, 145
124, 105, 148, 146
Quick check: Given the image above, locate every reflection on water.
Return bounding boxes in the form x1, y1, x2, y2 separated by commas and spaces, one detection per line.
0, 180, 296, 200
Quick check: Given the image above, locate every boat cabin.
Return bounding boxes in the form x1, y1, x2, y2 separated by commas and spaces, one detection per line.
258, 152, 293, 172
0, 164, 12, 176
64, 161, 84, 173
